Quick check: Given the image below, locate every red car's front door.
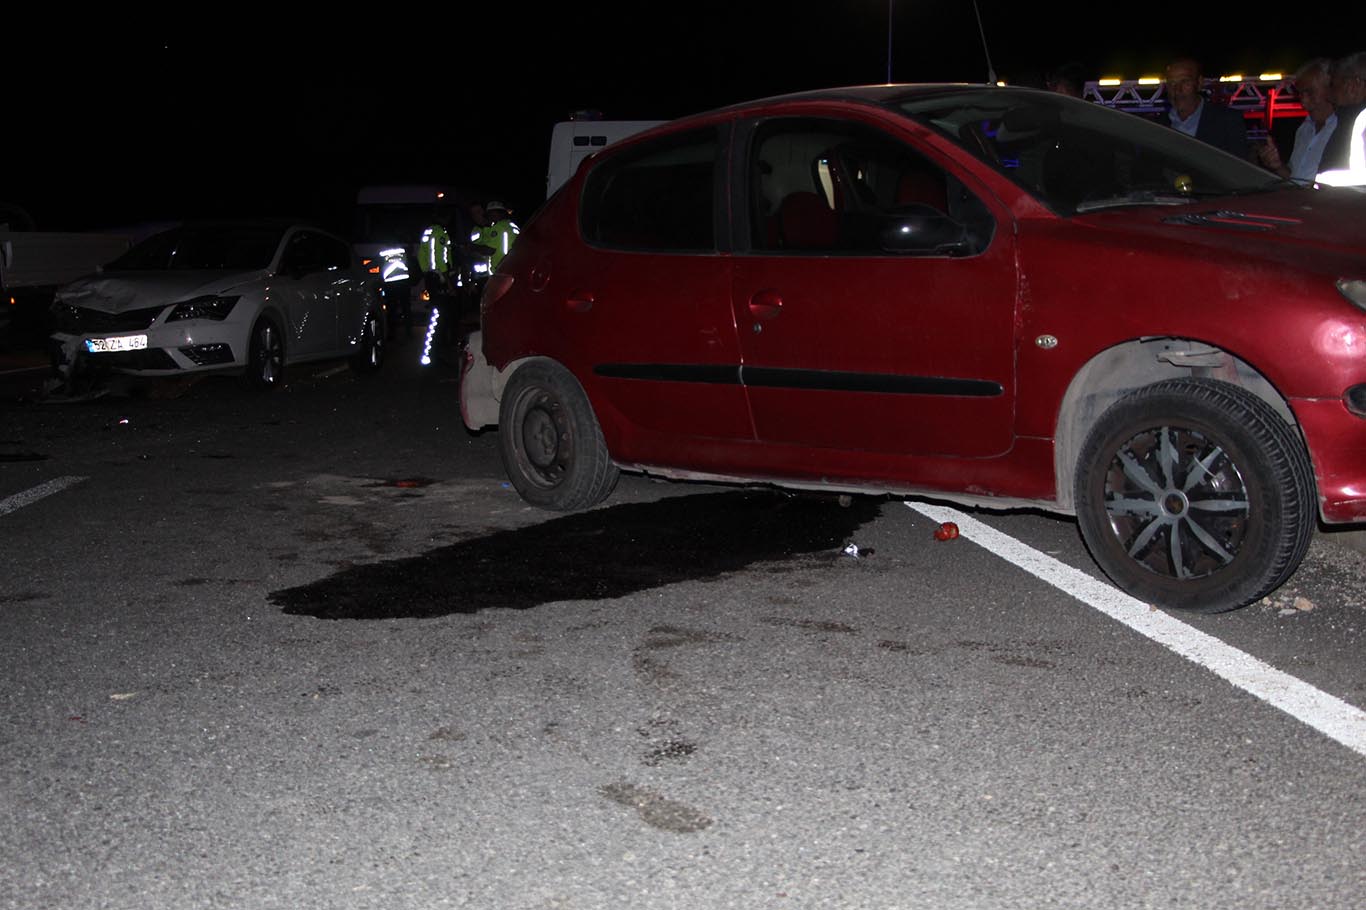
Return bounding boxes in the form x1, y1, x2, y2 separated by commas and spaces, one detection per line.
731, 117, 1018, 464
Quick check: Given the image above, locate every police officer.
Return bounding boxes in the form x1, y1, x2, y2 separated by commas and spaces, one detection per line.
470, 201, 520, 272
416, 216, 453, 295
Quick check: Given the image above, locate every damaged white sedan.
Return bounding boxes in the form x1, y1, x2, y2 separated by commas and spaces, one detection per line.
49, 219, 386, 391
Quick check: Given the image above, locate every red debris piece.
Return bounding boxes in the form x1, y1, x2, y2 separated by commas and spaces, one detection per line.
934, 521, 960, 541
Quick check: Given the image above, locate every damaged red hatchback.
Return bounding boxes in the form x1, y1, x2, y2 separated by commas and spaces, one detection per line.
461, 83, 1366, 614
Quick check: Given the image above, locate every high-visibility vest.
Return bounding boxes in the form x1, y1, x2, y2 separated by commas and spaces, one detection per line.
416, 223, 452, 273
470, 219, 520, 271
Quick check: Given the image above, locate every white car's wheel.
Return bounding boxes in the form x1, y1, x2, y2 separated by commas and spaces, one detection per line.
350, 305, 385, 374
243, 317, 285, 390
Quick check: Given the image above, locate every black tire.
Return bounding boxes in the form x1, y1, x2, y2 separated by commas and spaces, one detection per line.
1074, 378, 1315, 613
242, 316, 285, 391
350, 306, 385, 374
498, 361, 619, 511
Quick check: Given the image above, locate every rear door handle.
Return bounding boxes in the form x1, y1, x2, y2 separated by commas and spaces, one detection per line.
566, 290, 594, 313
748, 288, 783, 321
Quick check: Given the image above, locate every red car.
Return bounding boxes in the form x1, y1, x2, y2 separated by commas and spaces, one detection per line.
461, 83, 1366, 614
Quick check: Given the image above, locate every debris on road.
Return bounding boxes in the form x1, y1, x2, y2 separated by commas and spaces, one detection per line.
934, 522, 960, 541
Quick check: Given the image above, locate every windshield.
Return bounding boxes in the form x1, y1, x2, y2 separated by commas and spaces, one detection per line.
895, 87, 1288, 214
105, 224, 285, 271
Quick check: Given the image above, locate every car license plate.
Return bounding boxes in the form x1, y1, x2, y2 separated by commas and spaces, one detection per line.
85, 335, 148, 353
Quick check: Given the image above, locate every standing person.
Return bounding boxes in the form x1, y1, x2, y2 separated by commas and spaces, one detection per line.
1045, 61, 1087, 99
381, 250, 415, 341
470, 201, 520, 273
415, 215, 454, 309
1258, 58, 1338, 184
1317, 51, 1366, 176
1163, 56, 1252, 160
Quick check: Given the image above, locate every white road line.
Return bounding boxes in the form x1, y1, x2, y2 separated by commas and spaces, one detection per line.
906, 501, 1366, 758
0, 476, 88, 517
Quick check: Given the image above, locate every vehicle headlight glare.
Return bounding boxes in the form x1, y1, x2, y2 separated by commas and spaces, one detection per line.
1338, 279, 1366, 312
167, 295, 240, 322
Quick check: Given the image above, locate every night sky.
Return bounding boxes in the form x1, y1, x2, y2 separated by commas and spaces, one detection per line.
8, 4, 1363, 237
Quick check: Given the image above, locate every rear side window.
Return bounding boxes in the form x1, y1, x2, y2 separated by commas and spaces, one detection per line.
579, 128, 719, 252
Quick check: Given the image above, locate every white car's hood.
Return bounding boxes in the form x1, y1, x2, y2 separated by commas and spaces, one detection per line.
57, 269, 266, 314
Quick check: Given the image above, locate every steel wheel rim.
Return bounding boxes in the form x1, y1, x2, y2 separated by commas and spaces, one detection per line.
517, 389, 570, 487
1102, 424, 1251, 580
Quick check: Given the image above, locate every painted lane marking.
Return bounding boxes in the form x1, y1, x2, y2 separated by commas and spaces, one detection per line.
0, 476, 88, 517
905, 501, 1366, 758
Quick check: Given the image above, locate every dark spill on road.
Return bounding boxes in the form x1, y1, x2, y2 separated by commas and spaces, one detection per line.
271, 490, 883, 620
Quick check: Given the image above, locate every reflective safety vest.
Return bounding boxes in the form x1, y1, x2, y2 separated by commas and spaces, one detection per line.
470, 219, 520, 271
416, 223, 452, 273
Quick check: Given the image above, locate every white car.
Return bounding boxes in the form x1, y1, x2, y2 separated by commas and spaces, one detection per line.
50, 219, 386, 391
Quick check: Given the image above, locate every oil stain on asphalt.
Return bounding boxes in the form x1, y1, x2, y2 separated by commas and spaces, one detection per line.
270, 490, 884, 620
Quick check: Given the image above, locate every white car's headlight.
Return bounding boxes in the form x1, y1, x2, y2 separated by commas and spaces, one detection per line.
166, 295, 240, 322
1338, 279, 1366, 312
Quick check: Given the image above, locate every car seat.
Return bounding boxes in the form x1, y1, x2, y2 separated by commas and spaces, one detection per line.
895, 169, 948, 212
778, 191, 840, 250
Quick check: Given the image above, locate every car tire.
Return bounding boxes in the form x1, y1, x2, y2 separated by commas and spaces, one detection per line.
1074, 378, 1315, 613
350, 305, 385, 374
498, 360, 619, 511
243, 316, 285, 391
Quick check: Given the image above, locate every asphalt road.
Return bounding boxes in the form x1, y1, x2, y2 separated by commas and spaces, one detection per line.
1, 339, 1362, 910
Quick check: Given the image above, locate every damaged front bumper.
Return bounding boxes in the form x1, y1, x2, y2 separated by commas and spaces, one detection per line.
459, 331, 502, 430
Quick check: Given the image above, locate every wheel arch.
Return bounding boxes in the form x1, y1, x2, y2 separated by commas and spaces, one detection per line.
1052, 337, 1300, 513
473, 353, 551, 428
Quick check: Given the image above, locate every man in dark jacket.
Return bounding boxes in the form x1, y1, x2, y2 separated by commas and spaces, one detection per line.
1317, 51, 1366, 175
1164, 57, 1252, 161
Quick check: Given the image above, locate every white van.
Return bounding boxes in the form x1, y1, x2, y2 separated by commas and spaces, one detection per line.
351, 185, 475, 280
546, 119, 665, 198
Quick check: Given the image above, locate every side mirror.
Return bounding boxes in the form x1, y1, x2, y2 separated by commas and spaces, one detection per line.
880, 205, 970, 255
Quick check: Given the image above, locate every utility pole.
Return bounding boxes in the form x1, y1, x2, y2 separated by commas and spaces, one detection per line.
886, 0, 894, 83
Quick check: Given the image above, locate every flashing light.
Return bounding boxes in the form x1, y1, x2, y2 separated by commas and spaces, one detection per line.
1137, 77, 1161, 85
1219, 74, 1243, 82
1260, 72, 1283, 81
1098, 78, 1122, 86
1316, 107, 1366, 187
420, 306, 440, 366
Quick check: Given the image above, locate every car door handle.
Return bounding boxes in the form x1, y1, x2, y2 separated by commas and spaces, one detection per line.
566, 290, 594, 312
748, 289, 783, 322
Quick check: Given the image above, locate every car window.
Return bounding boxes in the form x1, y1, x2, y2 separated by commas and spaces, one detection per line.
280, 230, 344, 274
579, 127, 720, 252
317, 233, 352, 270
895, 88, 1284, 214
105, 225, 284, 271
748, 117, 994, 257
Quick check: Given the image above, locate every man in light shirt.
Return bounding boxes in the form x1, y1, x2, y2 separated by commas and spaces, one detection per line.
1257, 58, 1337, 184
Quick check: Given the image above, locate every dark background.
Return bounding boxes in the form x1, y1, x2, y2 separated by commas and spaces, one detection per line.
6, 3, 1363, 237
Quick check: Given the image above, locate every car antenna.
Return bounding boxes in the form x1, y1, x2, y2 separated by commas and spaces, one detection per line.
970, 0, 998, 85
